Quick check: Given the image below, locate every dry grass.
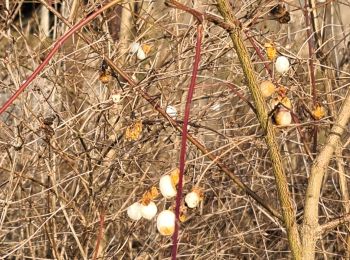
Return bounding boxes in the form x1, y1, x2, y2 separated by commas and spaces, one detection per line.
0, 0, 349, 259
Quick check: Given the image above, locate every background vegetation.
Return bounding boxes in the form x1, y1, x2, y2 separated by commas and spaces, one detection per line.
0, 0, 349, 259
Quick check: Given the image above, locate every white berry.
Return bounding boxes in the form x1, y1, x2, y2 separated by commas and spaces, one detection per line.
185, 191, 201, 208
127, 202, 142, 221
274, 109, 292, 126
111, 94, 121, 104
159, 175, 177, 198
166, 106, 177, 118
275, 56, 290, 74
140, 201, 158, 220
137, 47, 146, 60
260, 81, 276, 98
130, 42, 140, 54
157, 210, 175, 236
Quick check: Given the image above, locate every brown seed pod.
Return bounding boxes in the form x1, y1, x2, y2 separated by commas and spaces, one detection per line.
125, 120, 143, 141
312, 104, 326, 120
99, 72, 111, 84
264, 42, 277, 61
269, 4, 291, 24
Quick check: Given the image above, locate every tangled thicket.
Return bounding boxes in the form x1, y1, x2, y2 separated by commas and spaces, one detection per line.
0, 0, 349, 259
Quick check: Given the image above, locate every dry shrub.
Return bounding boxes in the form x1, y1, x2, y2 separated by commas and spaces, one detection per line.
0, 0, 349, 259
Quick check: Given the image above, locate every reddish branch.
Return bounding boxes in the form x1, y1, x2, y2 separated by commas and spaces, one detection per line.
166, 2, 203, 258
171, 24, 202, 260
245, 32, 273, 77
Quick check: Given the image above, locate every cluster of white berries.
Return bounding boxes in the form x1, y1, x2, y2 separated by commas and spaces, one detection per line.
261, 42, 294, 126
127, 169, 203, 236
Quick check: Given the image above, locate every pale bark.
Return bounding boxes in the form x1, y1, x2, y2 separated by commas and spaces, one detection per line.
302, 90, 350, 259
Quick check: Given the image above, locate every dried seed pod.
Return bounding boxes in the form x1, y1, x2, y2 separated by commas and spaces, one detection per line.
264, 42, 277, 61
127, 202, 142, 221
157, 210, 175, 236
312, 104, 326, 120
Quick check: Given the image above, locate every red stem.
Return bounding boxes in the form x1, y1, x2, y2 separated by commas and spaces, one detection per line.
0, 0, 121, 115
171, 24, 203, 259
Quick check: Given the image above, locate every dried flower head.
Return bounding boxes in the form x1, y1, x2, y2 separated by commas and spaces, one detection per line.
99, 72, 111, 84
125, 120, 143, 141
312, 104, 326, 120
170, 168, 180, 186
141, 186, 159, 205
271, 96, 292, 110
142, 44, 152, 55
264, 42, 277, 61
